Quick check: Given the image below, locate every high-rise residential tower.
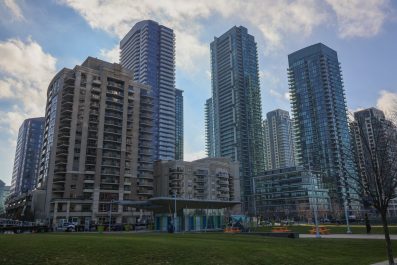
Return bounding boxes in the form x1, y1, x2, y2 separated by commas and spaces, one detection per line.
351, 108, 397, 183
263, 109, 295, 170
208, 26, 265, 212
10, 117, 44, 197
351, 108, 397, 216
36, 57, 153, 226
175, 88, 184, 160
205, 98, 215, 158
120, 20, 176, 160
288, 43, 358, 212
0, 180, 10, 214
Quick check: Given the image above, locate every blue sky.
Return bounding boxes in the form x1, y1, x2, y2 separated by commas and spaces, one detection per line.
0, 0, 396, 185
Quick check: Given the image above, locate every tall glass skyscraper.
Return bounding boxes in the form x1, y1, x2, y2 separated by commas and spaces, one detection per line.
10, 117, 44, 197
120, 20, 176, 160
263, 109, 295, 170
207, 26, 265, 212
175, 88, 184, 160
288, 43, 358, 212
205, 97, 215, 158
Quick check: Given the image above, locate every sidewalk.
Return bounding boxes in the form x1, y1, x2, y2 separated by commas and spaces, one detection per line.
300, 233, 397, 240
371, 258, 397, 265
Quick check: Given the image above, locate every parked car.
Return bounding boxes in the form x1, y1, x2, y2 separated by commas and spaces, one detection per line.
260, 220, 272, 226
281, 220, 295, 225
56, 222, 76, 232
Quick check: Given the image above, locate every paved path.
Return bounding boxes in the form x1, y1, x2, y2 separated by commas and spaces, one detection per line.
371, 258, 397, 265
300, 233, 397, 240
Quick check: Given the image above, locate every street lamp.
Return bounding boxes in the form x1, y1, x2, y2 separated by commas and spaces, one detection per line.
252, 177, 258, 227
173, 189, 177, 232
343, 195, 352, 234
313, 197, 321, 239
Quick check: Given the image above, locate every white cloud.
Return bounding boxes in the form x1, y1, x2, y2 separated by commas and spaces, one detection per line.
0, 38, 57, 184
3, 0, 24, 21
60, 0, 391, 74
377, 90, 397, 117
283, 92, 290, 101
0, 38, 57, 138
269, 89, 283, 99
326, 0, 390, 38
61, 0, 381, 74
99, 45, 119, 63
184, 150, 207, 162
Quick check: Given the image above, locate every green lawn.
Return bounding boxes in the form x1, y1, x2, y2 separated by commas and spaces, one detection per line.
252, 224, 397, 234
0, 232, 396, 265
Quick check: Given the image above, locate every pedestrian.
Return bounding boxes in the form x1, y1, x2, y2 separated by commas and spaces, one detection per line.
365, 213, 371, 234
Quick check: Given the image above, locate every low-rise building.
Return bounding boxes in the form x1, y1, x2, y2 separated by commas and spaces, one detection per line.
145, 157, 241, 231
254, 167, 331, 222
154, 158, 240, 202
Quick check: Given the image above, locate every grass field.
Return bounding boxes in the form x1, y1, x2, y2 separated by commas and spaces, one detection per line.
0, 232, 395, 265
251, 224, 397, 234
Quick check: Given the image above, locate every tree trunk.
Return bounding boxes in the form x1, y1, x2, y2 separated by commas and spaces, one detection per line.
381, 210, 395, 265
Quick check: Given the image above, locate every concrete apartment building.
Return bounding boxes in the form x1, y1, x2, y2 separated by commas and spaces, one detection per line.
154, 158, 240, 202
36, 57, 154, 227
152, 157, 241, 231
351, 108, 397, 217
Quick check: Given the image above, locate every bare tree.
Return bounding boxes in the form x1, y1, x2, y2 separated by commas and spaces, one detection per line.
348, 107, 397, 265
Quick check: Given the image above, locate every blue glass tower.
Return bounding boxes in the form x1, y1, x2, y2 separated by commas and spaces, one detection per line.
175, 88, 184, 160
10, 117, 45, 197
120, 20, 176, 160
288, 43, 358, 212
209, 26, 265, 212
205, 97, 215, 158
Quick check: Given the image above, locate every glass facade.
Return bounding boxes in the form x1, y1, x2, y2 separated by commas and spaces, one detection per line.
263, 109, 295, 170
208, 26, 265, 212
205, 98, 215, 157
254, 167, 331, 221
120, 20, 176, 160
288, 43, 359, 213
10, 117, 44, 197
175, 89, 184, 160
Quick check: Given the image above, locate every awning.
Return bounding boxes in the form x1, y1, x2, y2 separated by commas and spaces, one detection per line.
115, 197, 241, 213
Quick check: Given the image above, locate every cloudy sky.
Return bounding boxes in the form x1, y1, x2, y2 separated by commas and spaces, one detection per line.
0, 0, 396, 185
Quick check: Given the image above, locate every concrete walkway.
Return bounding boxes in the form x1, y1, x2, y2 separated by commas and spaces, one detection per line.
371, 258, 397, 265
300, 233, 397, 240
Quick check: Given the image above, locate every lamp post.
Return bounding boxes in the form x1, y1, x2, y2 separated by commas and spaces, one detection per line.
344, 196, 352, 234
313, 198, 321, 239
340, 171, 352, 234
174, 189, 177, 232
252, 177, 258, 227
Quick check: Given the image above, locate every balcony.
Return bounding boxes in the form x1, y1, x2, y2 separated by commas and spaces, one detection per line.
106, 104, 123, 113
103, 144, 121, 151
